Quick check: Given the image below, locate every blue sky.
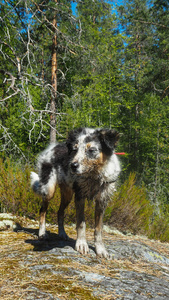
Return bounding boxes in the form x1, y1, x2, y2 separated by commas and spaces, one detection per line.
71, 1, 124, 16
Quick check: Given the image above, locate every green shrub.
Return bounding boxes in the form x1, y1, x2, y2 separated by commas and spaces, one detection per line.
104, 173, 153, 235
1, 159, 169, 243
148, 208, 169, 242
0, 158, 94, 226
0, 158, 41, 219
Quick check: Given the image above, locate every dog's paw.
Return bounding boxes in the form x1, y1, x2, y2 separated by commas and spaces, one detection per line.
59, 229, 69, 241
75, 238, 89, 255
38, 232, 49, 240
95, 242, 112, 259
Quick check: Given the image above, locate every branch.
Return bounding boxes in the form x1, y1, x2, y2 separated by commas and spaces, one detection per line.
0, 69, 17, 91
161, 85, 169, 99
31, 0, 85, 49
31, 109, 67, 115
0, 90, 19, 102
0, 41, 17, 67
133, 19, 169, 29
0, 124, 27, 161
151, 82, 163, 93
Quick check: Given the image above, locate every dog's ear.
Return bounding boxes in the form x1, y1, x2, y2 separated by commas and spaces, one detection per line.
98, 129, 120, 155
66, 140, 72, 154
66, 128, 84, 153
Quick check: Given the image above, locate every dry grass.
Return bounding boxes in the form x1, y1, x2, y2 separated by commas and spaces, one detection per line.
1, 216, 169, 299
0, 228, 97, 300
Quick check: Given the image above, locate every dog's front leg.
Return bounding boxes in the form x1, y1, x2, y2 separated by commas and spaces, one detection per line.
75, 197, 89, 255
94, 201, 111, 259
58, 185, 73, 240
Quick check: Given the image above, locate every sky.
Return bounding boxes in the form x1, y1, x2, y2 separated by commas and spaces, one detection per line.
71, 0, 124, 16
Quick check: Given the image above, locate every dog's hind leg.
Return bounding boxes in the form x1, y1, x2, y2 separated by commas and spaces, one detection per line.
39, 172, 57, 240
39, 197, 50, 239
75, 197, 89, 255
94, 200, 111, 259
58, 185, 73, 240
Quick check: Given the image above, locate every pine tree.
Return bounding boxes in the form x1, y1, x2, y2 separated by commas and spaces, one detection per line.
50, 0, 58, 143
117, 0, 169, 206
63, 0, 125, 129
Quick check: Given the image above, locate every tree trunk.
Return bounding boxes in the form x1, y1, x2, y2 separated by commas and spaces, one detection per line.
154, 125, 160, 215
50, 1, 57, 144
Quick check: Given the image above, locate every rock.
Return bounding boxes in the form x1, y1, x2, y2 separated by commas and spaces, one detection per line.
1, 217, 169, 299
0, 213, 18, 230
107, 239, 169, 265
103, 224, 125, 236
0, 213, 14, 219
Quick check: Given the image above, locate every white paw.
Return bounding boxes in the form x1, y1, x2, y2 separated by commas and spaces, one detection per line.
95, 242, 111, 259
75, 238, 89, 255
39, 232, 49, 240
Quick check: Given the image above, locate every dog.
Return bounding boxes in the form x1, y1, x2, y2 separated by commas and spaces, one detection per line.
30, 128, 121, 258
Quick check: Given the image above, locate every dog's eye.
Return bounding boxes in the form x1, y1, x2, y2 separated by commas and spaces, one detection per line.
88, 147, 97, 153
72, 145, 78, 152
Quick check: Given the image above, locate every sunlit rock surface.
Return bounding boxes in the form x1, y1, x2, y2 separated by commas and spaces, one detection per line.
1, 213, 169, 299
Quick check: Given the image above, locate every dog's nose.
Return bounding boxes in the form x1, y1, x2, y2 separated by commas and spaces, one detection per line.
71, 161, 79, 172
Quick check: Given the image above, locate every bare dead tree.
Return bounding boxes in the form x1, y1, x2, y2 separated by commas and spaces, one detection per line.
0, 0, 81, 158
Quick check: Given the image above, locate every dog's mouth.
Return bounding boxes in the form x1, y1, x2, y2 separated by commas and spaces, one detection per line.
70, 170, 85, 176
70, 167, 88, 176
70, 162, 97, 177
70, 168, 96, 179
70, 162, 85, 175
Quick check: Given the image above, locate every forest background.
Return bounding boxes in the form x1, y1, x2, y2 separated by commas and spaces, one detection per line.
0, 0, 169, 241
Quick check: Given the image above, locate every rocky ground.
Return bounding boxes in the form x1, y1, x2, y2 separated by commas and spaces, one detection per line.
1, 213, 169, 299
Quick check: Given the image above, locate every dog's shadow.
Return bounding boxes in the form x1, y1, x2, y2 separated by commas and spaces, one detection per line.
15, 225, 95, 253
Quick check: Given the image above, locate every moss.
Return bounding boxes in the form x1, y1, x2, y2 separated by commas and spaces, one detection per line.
34, 274, 98, 299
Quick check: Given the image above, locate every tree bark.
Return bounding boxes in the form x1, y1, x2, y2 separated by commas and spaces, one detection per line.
50, 1, 57, 144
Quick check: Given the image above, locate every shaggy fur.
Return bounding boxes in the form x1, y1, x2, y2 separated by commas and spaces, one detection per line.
31, 128, 121, 258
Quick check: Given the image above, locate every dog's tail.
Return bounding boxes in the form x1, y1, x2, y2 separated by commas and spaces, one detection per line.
30, 171, 40, 195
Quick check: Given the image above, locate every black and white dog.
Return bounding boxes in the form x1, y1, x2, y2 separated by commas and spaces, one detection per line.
31, 128, 121, 258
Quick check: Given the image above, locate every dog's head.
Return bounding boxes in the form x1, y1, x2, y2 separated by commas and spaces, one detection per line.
66, 128, 119, 176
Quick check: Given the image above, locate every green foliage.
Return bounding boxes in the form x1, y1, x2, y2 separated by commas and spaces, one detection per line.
1, 159, 169, 243
0, 0, 169, 241
104, 173, 153, 235
148, 210, 169, 242
0, 158, 94, 226
0, 158, 41, 219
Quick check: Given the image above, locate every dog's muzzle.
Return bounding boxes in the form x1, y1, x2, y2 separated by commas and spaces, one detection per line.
71, 161, 79, 173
